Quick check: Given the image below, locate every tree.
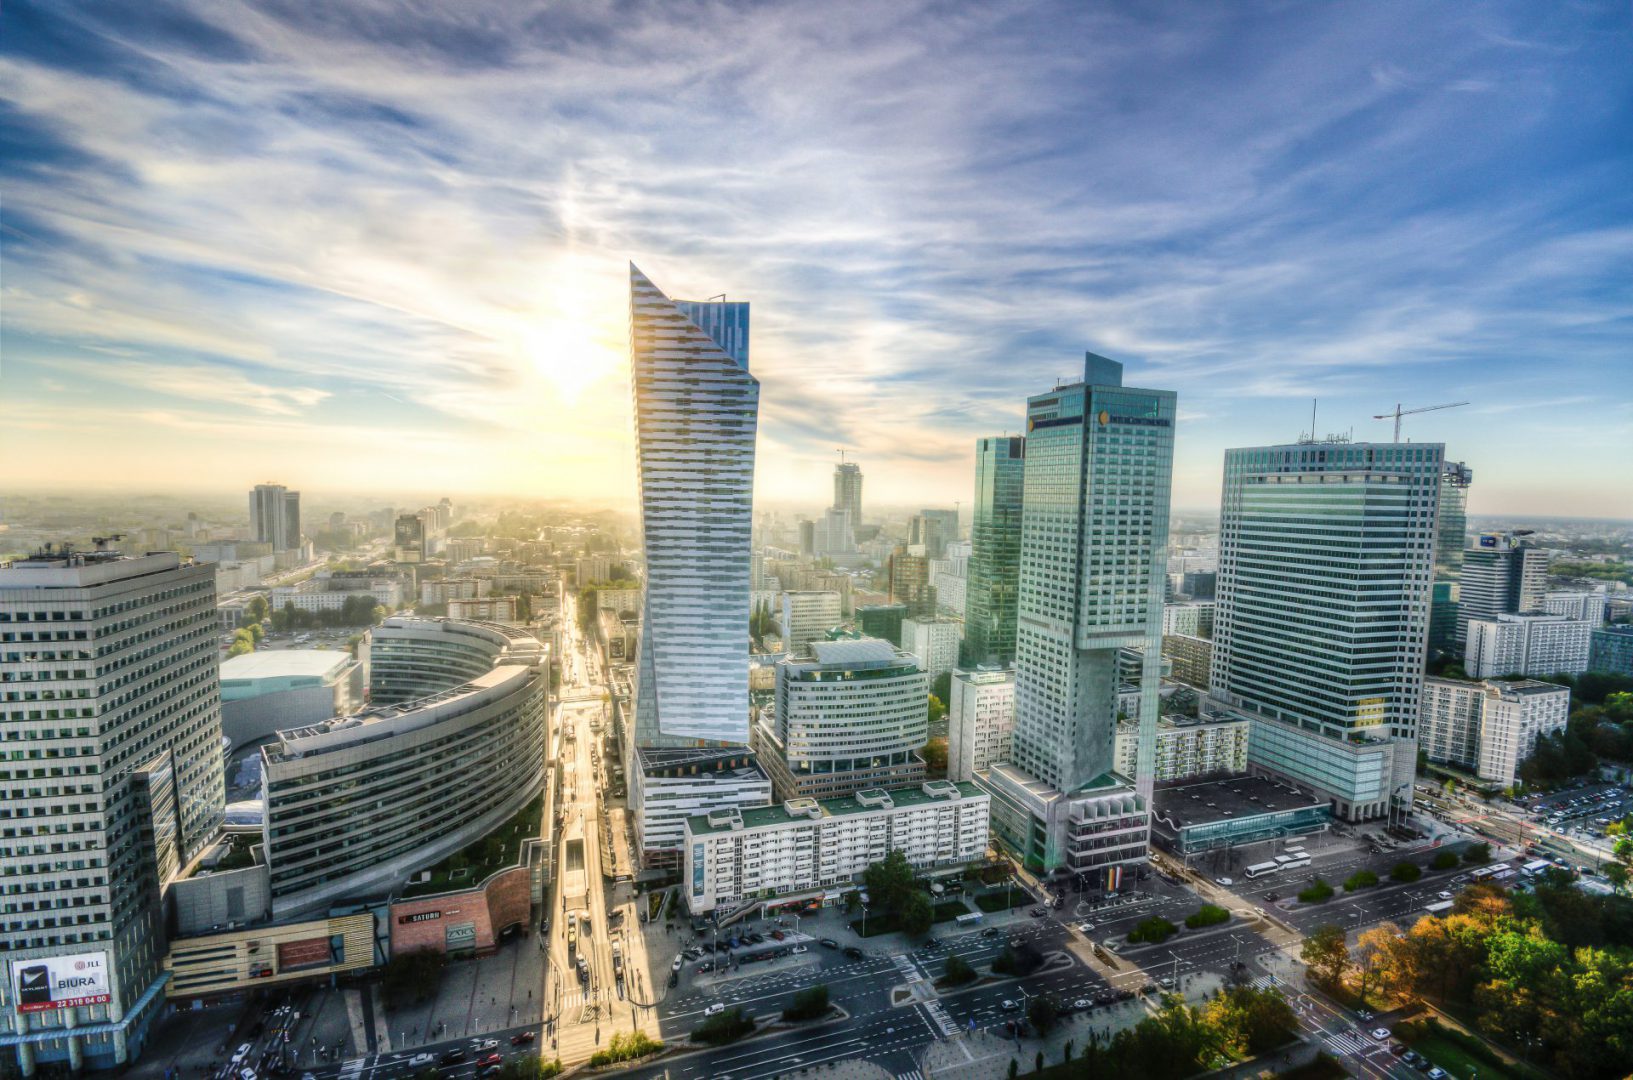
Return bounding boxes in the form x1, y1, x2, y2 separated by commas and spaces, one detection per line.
900, 891, 934, 937
783, 984, 830, 1020
863, 849, 918, 913
920, 737, 949, 777
1390, 862, 1422, 883
1128, 916, 1178, 943
1432, 850, 1459, 870
927, 693, 947, 726
227, 628, 255, 657
1298, 878, 1335, 903
932, 670, 953, 703
1028, 993, 1060, 1036
1008, 1059, 1018, 1080
1302, 924, 1349, 986
244, 594, 270, 624
1203, 985, 1297, 1057
1343, 869, 1379, 891
1463, 842, 1492, 865
942, 953, 976, 986
1353, 925, 1399, 1005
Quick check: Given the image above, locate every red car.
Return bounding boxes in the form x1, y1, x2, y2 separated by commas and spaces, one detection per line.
509, 1032, 536, 1046
770, 930, 785, 940
479, 1053, 503, 1067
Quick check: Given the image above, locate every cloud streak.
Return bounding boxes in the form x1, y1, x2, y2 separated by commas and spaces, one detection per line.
2, 0, 1630, 515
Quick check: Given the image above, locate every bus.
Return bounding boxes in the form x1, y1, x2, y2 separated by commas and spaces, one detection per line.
955, 911, 985, 925
1274, 852, 1311, 871
1244, 861, 1281, 879
1470, 864, 1513, 882
1424, 900, 1454, 916
1521, 859, 1553, 876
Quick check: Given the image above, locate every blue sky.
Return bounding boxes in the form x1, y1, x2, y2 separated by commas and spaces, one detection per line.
2, 0, 1630, 516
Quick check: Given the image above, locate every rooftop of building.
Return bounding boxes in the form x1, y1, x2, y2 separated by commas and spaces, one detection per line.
687, 779, 984, 835
1151, 774, 1326, 829
983, 761, 1128, 806
219, 649, 355, 682
805, 637, 902, 666
954, 666, 1015, 684
0, 549, 190, 587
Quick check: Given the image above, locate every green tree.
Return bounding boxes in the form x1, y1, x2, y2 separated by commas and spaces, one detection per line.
227, 628, 255, 657
1203, 984, 1297, 1057
1344, 869, 1379, 891
920, 737, 949, 777
863, 849, 917, 913
900, 891, 934, 937
1463, 842, 1492, 865
1390, 862, 1422, 883
243, 594, 270, 624
1027, 994, 1060, 1036
1298, 878, 1335, 903
927, 693, 948, 726
932, 670, 953, 702
246, 621, 265, 645
1432, 850, 1459, 870
1301, 924, 1349, 986
783, 984, 830, 1020
942, 953, 976, 986
1128, 916, 1178, 943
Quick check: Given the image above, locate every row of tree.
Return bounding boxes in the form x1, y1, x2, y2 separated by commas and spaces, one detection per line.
1300, 870, 1633, 1078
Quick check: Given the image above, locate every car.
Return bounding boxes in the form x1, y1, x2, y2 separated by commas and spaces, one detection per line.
1101, 938, 1124, 953
704, 1003, 726, 1016
439, 1049, 468, 1065
479, 1053, 503, 1068
843, 946, 864, 959
1116, 988, 1135, 1001
239, 1071, 257, 1080
408, 1055, 435, 1067
1074, 998, 1092, 1010
1215, 876, 1234, 886
1159, 976, 1175, 990
769, 930, 785, 940
1427, 1068, 1448, 1079
1095, 991, 1115, 1005
1265, 892, 1279, 901
232, 1044, 254, 1064
478, 1068, 502, 1079
697, 962, 714, 973
748, 933, 765, 944
1008, 937, 1025, 948
1141, 981, 1159, 995
791, 944, 808, 954
1389, 1041, 1407, 1056
982, 927, 1001, 937
820, 937, 839, 948
510, 1032, 536, 1046
1370, 1028, 1391, 1040
1029, 906, 1047, 917
668, 970, 680, 988
1077, 922, 1095, 933
672, 957, 684, 971
1002, 999, 1019, 1010
473, 1040, 499, 1052
1436, 891, 1453, 901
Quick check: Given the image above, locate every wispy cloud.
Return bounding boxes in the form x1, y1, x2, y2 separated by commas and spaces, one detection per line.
2, 0, 1630, 514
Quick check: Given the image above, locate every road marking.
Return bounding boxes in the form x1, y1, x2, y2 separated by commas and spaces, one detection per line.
892, 953, 923, 984
924, 1000, 959, 1037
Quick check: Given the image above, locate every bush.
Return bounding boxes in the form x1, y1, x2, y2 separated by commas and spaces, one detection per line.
1128, 916, 1178, 943
1027, 993, 1061, 1035
1298, 879, 1335, 904
941, 953, 977, 986
1343, 870, 1379, 891
1185, 904, 1230, 929
587, 1031, 662, 1066
1463, 842, 1492, 864
1390, 862, 1422, 883
992, 943, 1045, 976
1432, 851, 1459, 871
783, 984, 830, 1021
692, 1007, 755, 1046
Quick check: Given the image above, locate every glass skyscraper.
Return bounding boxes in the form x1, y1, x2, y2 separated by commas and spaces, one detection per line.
629, 265, 758, 747
833, 461, 863, 526
962, 435, 1025, 667
1429, 462, 1472, 657
979, 354, 1175, 876
1209, 440, 1441, 821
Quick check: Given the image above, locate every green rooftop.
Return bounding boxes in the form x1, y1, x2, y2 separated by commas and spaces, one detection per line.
685, 780, 985, 836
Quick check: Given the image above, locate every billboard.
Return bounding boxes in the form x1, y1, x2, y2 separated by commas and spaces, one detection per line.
10, 952, 112, 1013
276, 938, 332, 973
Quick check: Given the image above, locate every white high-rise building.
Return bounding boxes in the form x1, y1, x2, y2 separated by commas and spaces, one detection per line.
948, 668, 1015, 781
1458, 532, 1548, 650
1, 551, 225, 1074
902, 615, 963, 678
1421, 676, 1571, 787
978, 354, 1175, 879
1465, 612, 1592, 679
779, 590, 843, 654
1211, 440, 1440, 822
626, 264, 769, 866
813, 507, 855, 556
1542, 589, 1607, 624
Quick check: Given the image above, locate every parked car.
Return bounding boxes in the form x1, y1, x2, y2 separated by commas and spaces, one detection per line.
1214, 876, 1234, 886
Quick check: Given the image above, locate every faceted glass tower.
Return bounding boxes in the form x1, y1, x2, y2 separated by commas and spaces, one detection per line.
833, 461, 863, 525
1429, 462, 1472, 657
629, 264, 759, 747
1210, 440, 1441, 820
962, 435, 1024, 667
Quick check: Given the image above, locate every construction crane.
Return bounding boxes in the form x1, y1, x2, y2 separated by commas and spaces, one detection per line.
1374, 401, 1469, 441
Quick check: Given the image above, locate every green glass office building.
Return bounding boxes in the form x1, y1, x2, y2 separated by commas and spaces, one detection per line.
962, 435, 1025, 667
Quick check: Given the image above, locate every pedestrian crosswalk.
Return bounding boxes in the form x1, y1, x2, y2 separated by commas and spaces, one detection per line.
1324, 1031, 1373, 1057
891, 953, 923, 984
925, 1001, 959, 1037
559, 990, 587, 1009
1248, 974, 1280, 991
895, 1071, 923, 1080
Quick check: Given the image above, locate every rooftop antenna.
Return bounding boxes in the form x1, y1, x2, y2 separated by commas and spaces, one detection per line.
836, 448, 848, 465
1373, 401, 1470, 442
1310, 399, 1317, 441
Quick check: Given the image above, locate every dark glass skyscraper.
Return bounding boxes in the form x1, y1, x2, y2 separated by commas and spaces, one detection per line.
962, 435, 1024, 667
1430, 462, 1472, 657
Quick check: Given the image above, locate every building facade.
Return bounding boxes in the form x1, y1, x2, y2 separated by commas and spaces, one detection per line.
1, 552, 225, 1074
1589, 625, 1633, 676
963, 436, 1025, 668
902, 616, 963, 678
1421, 675, 1572, 787
857, 604, 906, 648
979, 354, 1175, 877
754, 638, 928, 800
1458, 531, 1548, 650
948, 668, 1015, 781
1210, 440, 1440, 822
780, 591, 843, 653
627, 749, 772, 867
1161, 602, 1215, 639
249, 483, 302, 552
1113, 715, 1250, 782
363, 616, 545, 705
682, 781, 989, 915
1162, 633, 1212, 690
1542, 590, 1607, 624
218, 650, 363, 749
1465, 613, 1592, 679
888, 547, 937, 620
833, 461, 864, 527
1429, 462, 1472, 656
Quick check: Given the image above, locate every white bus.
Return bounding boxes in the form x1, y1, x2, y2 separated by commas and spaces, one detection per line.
955, 911, 984, 925
1424, 900, 1454, 916
1470, 864, 1513, 882
1274, 852, 1311, 870
1244, 861, 1281, 879
1521, 859, 1553, 876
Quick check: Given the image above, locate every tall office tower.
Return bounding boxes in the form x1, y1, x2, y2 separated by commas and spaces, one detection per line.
813, 507, 855, 556
979, 354, 1175, 877
857, 603, 907, 647
888, 545, 937, 618
753, 638, 929, 800
0, 550, 224, 1073
1429, 462, 1472, 656
798, 520, 816, 556
833, 460, 863, 526
948, 668, 1016, 782
910, 509, 960, 558
248, 482, 301, 551
1209, 439, 1441, 822
1458, 531, 1548, 650
963, 435, 1025, 667
626, 265, 769, 865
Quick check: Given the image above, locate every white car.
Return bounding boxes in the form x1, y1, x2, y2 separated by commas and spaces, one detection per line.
791, 944, 808, 954
473, 1039, 499, 1051
1370, 1027, 1391, 1040
1077, 921, 1095, 933
1215, 876, 1234, 886
1002, 999, 1018, 1010
1437, 891, 1453, 901
408, 1054, 435, 1066
704, 1003, 726, 1016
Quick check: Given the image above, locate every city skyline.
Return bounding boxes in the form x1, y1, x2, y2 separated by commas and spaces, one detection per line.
4, 3, 1631, 517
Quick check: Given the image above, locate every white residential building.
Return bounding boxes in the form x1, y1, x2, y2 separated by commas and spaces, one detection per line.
1421, 676, 1572, 787
902, 615, 963, 678
1465, 612, 1592, 679
682, 781, 990, 914
419, 578, 491, 605
630, 750, 773, 863
1161, 601, 1214, 639
1542, 589, 1607, 624
446, 595, 519, 623
948, 668, 1015, 781
1113, 715, 1249, 782
780, 590, 843, 652
592, 586, 642, 615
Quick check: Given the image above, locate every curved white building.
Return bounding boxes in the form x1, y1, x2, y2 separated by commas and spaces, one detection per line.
364, 615, 544, 704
